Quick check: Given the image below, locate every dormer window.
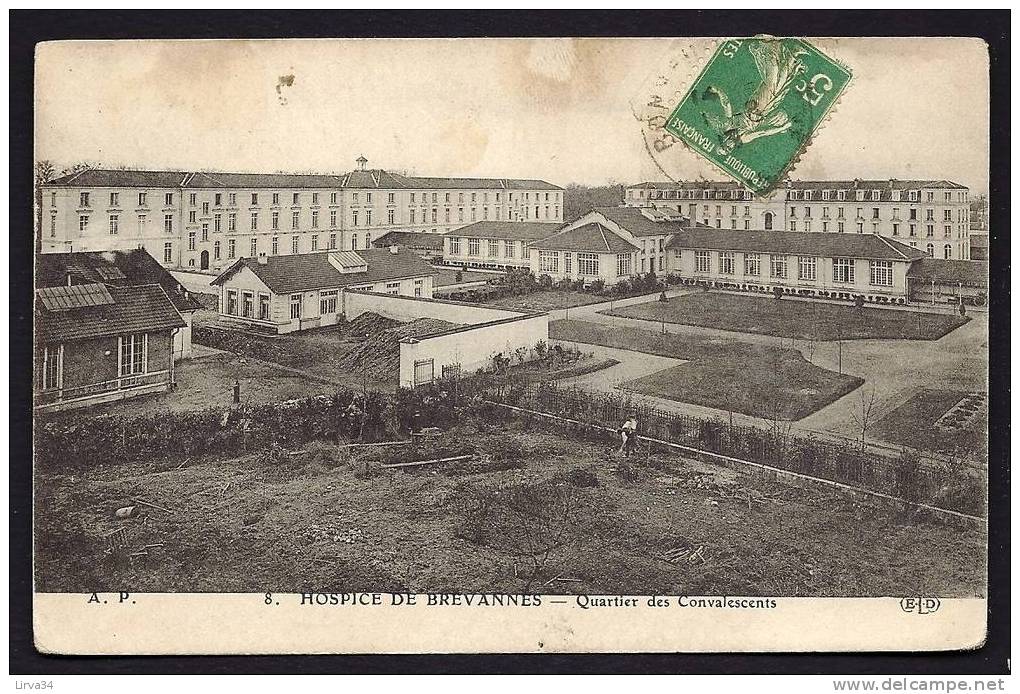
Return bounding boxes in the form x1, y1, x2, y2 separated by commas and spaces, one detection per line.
871, 190, 881, 201
855, 190, 865, 201
837, 190, 846, 201
804, 190, 812, 201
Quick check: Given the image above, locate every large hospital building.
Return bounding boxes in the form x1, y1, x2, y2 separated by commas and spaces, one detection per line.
39, 157, 563, 272
624, 179, 972, 260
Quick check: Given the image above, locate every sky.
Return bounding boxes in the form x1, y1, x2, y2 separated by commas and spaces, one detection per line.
35, 37, 989, 194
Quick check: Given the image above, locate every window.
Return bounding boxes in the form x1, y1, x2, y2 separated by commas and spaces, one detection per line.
944, 244, 953, 259
109, 192, 119, 207
215, 193, 222, 206
329, 233, 337, 250
214, 214, 222, 233
226, 289, 238, 315
292, 192, 300, 205
744, 253, 760, 276
387, 209, 395, 225
291, 235, 299, 254
331, 192, 337, 205
271, 236, 278, 255
188, 231, 196, 250
202, 201, 209, 215
413, 279, 424, 298
719, 251, 735, 275
228, 213, 236, 231
292, 211, 300, 229
770, 255, 788, 279
309, 210, 318, 229
926, 243, 935, 257
259, 294, 270, 321
450, 237, 461, 255
504, 240, 515, 258
164, 214, 173, 233
870, 260, 893, 286
386, 282, 400, 295
251, 212, 258, 231
789, 221, 797, 232
242, 291, 254, 319
272, 192, 280, 205
109, 214, 119, 235
311, 193, 319, 205
539, 251, 560, 273
366, 210, 373, 226
488, 239, 499, 258
290, 294, 301, 319
616, 253, 632, 277
227, 193, 236, 206
320, 290, 338, 314
251, 193, 258, 205
227, 239, 236, 259
214, 240, 221, 260
833, 257, 855, 283
577, 253, 599, 277
763, 212, 774, 230
119, 333, 147, 376
138, 192, 147, 207
165, 193, 173, 206
926, 224, 934, 237
79, 192, 90, 208
42, 344, 62, 390
366, 193, 373, 204
330, 210, 338, 228
271, 211, 279, 230
49, 216, 56, 237
798, 256, 816, 281
468, 238, 480, 256
163, 242, 172, 264
311, 234, 319, 251
250, 237, 257, 257
694, 250, 711, 273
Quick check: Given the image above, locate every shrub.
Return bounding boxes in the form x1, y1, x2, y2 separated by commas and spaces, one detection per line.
537, 273, 554, 289
772, 285, 784, 301
588, 278, 605, 294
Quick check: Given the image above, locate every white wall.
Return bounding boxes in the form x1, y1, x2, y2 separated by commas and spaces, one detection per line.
398, 313, 550, 388
341, 291, 522, 325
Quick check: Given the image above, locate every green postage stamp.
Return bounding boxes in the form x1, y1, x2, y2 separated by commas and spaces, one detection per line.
664, 37, 851, 196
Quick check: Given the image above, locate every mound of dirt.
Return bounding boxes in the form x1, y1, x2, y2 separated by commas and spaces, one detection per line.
344, 312, 402, 338
335, 318, 462, 381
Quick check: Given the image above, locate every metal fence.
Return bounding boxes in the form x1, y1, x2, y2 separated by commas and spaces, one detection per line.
488, 381, 986, 518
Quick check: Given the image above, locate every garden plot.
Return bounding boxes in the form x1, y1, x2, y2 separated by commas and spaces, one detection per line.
35, 421, 985, 597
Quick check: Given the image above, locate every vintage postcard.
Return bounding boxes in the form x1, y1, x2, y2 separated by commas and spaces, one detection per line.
31, 36, 990, 655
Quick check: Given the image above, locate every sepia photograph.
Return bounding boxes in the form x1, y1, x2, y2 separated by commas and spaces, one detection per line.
15, 13, 1006, 664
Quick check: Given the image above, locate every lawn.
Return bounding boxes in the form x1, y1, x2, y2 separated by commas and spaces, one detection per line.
34, 420, 984, 596
551, 319, 862, 420
872, 389, 988, 458
601, 292, 970, 341
485, 290, 606, 312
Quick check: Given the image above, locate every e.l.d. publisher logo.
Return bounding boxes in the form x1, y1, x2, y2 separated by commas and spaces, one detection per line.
899, 597, 941, 614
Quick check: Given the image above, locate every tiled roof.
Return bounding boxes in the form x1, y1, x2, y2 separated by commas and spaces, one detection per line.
371, 230, 446, 250
36, 283, 186, 343
594, 206, 695, 237
531, 223, 640, 254
46, 169, 189, 188
449, 221, 562, 242
36, 249, 203, 313
906, 258, 988, 288
211, 248, 436, 295
665, 228, 926, 261
44, 168, 562, 191
185, 171, 343, 189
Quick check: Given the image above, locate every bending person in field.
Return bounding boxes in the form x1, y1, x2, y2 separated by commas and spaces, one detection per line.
618, 414, 638, 457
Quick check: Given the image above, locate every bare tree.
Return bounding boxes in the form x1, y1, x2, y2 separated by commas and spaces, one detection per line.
848, 385, 878, 452
34, 160, 56, 250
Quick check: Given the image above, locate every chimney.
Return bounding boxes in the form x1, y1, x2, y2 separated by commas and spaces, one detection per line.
257, 254, 268, 265
389, 245, 399, 255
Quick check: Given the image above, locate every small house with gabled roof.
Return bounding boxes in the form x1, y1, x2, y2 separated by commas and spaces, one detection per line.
35, 282, 186, 412
210, 247, 437, 333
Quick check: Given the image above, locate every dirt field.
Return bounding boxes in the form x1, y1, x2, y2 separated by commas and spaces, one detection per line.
35, 420, 985, 596
551, 320, 862, 420
602, 292, 970, 341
